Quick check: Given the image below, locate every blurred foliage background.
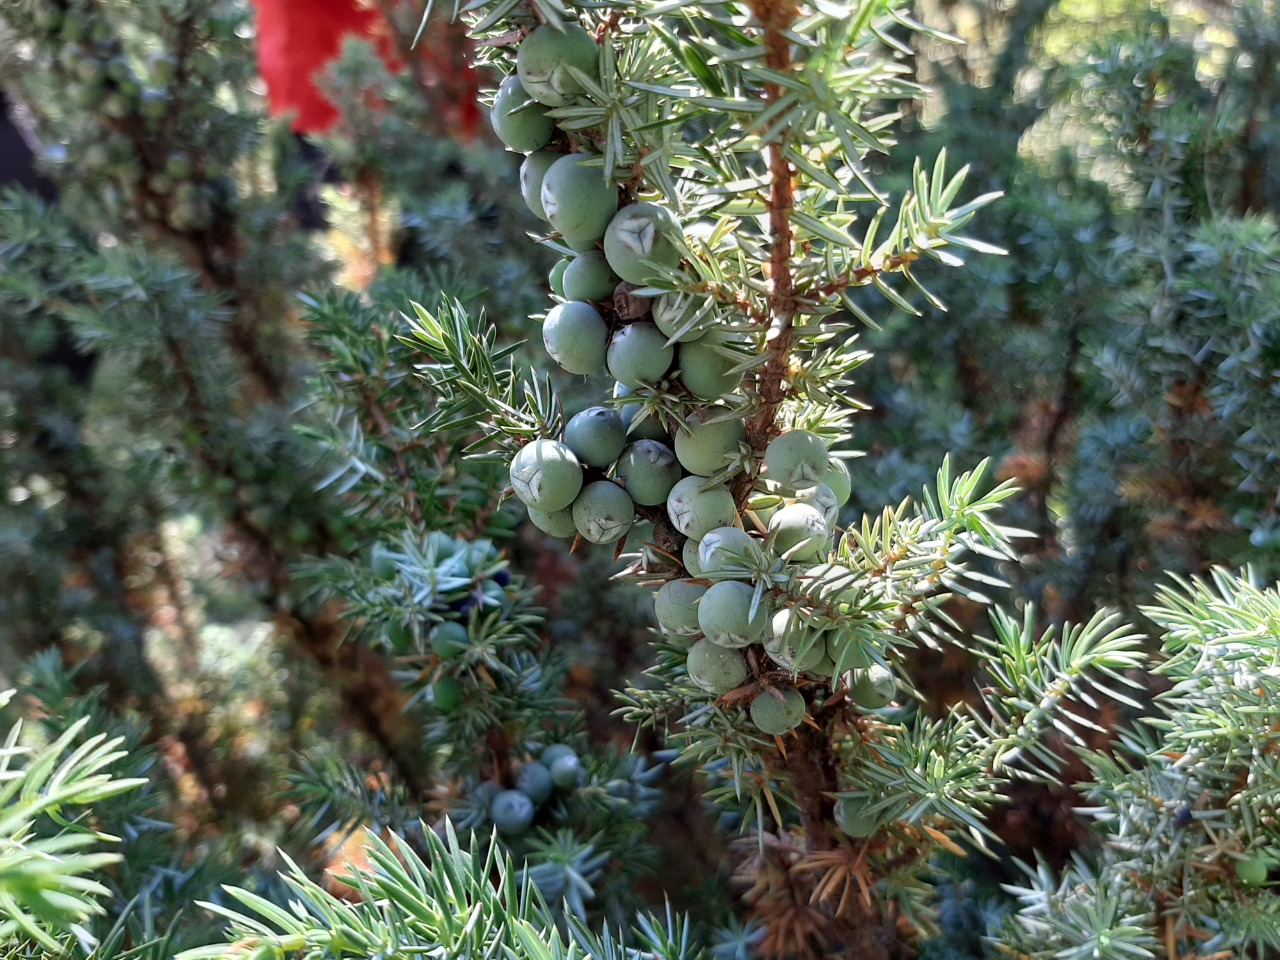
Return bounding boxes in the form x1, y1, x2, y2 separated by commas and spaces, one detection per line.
0, 0, 1276, 955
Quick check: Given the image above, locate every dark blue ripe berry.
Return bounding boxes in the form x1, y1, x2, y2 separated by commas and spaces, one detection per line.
490, 789, 536, 834
515, 761, 554, 805
549, 753, 583, 788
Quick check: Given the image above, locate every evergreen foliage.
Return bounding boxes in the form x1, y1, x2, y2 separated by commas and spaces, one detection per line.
0, 0, 1278, 957
853, 0, 1280, 620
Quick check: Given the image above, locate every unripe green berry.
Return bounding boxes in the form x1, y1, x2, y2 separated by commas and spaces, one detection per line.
796, 482, 840, 528
698, 526, 759, 578
490, 74, 555, 152
765, 430, 829, 486
371, 546, 398, 579
848, 664, 896, 709
826, 630, 876, 670
542, 154, 618, 243
385, 621, 412, 652
614, 440, 681, 506
432, 675, 463, 713
674, 408, 746, 477
566, 234, 599, 253
652, 294, 709, 343
572, 481, 635, 544
549, 259, 569, 297
678, 333, 745, 401
768, 503, 829, 562
834, 796, 878, 838
615, 383, 670, 442
562, 250, 619, 301
698, 581, 769, 648
686, 637, 748, 694
510, 439, 583, 512
823, 457, 852, 506
515, 761, 554, 805
521, 150, 560, 221
667, 476, 738, 542
765, 609, 826, 672
543, 301, 607, 375
805, 563, 858, 607
431, 621, 470, 659
490, 789, 536, 833
1236, 857, 1274, 887
654, 579, 708, 636
527, 504, 577, 537
564, 406, 626, 467
682, 537, 704, 576
516, 22, 599, 107
750, 687, 805, 735
608, 322, 674, 388
806, 651, 837, 680
549, 753, 583, 788
603, 202, 682, 285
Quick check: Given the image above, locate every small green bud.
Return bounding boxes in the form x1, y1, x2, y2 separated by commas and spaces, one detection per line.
1236, 857, 1274, 887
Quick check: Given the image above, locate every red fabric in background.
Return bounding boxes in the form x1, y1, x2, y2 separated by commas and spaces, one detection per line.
253, 0, 397, 134
253, 0, 482, 139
